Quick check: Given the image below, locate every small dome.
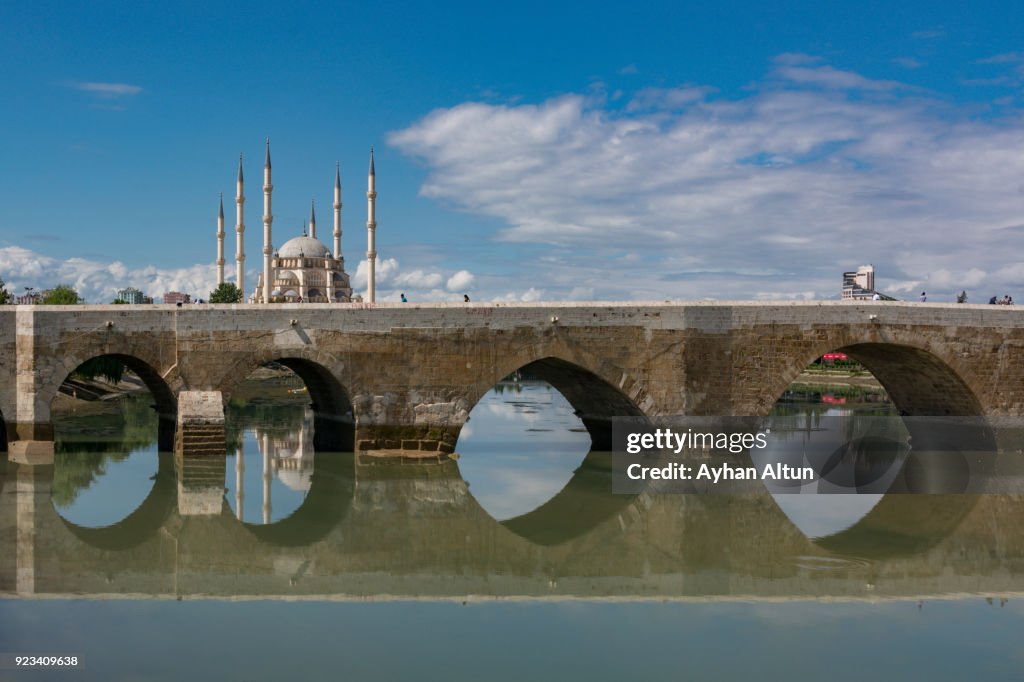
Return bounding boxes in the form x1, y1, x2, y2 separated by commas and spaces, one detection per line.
278, 236, 331, 259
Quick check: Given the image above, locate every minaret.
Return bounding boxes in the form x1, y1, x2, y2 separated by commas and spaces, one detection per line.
235, 154, 246, 298
333, 162, 342, 263
309, 200, 317, 240
216, 193, 225, 285
262, 139, 274, 305
366, 147, 377, 303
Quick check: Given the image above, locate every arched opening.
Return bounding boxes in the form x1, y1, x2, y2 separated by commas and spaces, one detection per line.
456, 357, 642, 537
225, 358, 354, 526
49, 354, 176, 530
763, 344, 986, 548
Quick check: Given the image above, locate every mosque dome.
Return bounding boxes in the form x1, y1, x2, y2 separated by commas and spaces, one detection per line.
278, 236, 331, 259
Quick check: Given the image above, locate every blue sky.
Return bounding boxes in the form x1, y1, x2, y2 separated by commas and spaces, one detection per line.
1, 1, 1023, 302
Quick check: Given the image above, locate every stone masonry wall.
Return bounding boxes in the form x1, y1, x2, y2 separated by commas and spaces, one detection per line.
3, 302, 1024, 451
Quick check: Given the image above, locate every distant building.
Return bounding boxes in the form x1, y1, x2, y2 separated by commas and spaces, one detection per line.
842, 265, 876, 300
142, 295, 154, 304
116, 287, 146, 304
16, 292, 42, 305
163, 291, 191, 305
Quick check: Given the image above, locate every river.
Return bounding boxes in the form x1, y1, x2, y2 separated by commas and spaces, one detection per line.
1, 377, 1021, 681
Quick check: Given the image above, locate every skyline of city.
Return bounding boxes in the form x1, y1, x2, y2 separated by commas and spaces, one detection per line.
2, 2, 1023, 304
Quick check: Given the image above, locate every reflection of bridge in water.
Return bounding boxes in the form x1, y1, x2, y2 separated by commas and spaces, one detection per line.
3, 452, 1024, 602
232, 408, 316, 524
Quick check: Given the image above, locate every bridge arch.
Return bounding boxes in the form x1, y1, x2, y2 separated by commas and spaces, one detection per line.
464, 352, 647, 451
47, 352, 179, 451
757, 338, 984, 418
219, 350, 355, 452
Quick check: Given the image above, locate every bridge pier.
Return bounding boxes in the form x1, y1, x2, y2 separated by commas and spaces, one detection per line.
7, 428, 54, 465
176, 453, 227, 516
8, 461, 52, 595
175, 391, 226, 457
355, 424, 460, 456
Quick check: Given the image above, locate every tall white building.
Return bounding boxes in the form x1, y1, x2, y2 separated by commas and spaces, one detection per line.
842, 264, 876, 300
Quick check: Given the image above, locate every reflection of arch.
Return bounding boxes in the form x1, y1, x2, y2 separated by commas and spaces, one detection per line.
468, 356, 646, 451
763, 341, 983, 418
499, 451, 637, 546
51, 353, 179, 452
224, 353, 354, 452
242, 452, 355, 546
813, 494, 979, 559
56, 452, 176, 551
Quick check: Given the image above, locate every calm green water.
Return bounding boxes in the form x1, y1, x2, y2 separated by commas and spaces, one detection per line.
1, 380, 1022, 681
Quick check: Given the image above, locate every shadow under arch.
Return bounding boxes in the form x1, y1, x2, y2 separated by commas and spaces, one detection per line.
233, 356, 355, 453
768, 339, 996, 484
56, 353, 179, 452
0, 410, 6, 453
837, 343, 983, 417
56, 452, 177, 552
499, 451, 638, 546
488, 357, 647, 451
240, 452, 356, 547
812, 493, 980, 559
760, 341, 992, 556
764, 341, 984, 420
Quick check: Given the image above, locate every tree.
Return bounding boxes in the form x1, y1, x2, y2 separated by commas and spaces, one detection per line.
0, 277, 10, 305
72, 356, 127, 384
42, 284, 81, 305
209, 282, 243, 303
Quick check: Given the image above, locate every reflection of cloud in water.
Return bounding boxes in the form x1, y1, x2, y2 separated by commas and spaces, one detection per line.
457, 381, 590, 520
771, 494, 883, 540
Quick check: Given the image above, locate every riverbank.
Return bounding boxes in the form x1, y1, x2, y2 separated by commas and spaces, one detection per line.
794, 370, 883, 390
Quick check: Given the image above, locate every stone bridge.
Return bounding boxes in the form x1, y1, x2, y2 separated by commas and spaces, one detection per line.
2, 302, 1024, 457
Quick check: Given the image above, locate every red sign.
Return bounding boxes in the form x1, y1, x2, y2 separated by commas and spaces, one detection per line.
821, 352, 848, 362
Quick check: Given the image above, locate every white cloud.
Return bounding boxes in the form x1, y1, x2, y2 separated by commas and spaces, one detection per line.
389, 57, 1024, 302
349, 257, 477, 301
395, 269, 444, 289
772, 65, 904, 91
68, 81, 143, 98
626, 86, 715, 112
520, 287, 543, 302
0, 246, 217, 302
446, 270, 475, 292
351, 257, 399, 288
892, 56, 924, 70
567, 286, 593, 300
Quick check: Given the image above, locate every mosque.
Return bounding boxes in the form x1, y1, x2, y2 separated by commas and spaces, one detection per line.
215, 140, 379, 303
